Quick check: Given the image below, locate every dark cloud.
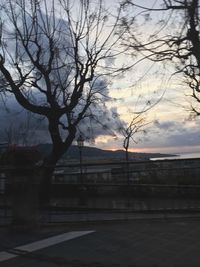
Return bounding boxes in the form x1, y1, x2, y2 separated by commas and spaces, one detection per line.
154, 120, 182, 132
136, 119, 200, 149
0, 5, 125, 145
0, 94, 124, 145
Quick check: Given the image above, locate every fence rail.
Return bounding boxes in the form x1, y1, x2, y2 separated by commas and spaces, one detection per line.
1, 157, 200, 225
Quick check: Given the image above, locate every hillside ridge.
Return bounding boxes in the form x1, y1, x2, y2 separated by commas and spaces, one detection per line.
36, 143, 175, 161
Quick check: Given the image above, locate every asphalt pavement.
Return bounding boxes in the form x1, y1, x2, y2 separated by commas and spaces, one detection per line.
1, 217, 200, 266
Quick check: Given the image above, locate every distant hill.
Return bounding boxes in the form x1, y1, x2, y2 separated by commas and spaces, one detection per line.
36, 143, 175, 161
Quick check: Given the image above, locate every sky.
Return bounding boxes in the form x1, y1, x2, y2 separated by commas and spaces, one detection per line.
95, 68, 200, 154
1, 0, 200, 155
93, 0, 200, 154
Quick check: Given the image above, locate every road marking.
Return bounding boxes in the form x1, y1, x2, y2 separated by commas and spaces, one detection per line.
0, 230, 95, 262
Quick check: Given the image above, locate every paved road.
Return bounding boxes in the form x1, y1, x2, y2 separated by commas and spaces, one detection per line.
1, 218, 200, 266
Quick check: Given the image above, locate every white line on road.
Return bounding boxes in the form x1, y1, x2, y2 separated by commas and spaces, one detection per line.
0, 230, 95, 262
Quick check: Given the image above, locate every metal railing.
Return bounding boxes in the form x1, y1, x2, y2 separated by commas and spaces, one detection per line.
1, 157, 200, 224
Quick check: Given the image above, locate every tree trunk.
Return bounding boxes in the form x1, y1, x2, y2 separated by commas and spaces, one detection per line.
10, 166, 42, 231
125, 148, 130, 186
39, 156, 57, 207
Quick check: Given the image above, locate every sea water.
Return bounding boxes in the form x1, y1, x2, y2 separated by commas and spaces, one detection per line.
151, 152, 200, 161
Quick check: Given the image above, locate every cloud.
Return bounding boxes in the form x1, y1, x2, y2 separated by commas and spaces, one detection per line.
0, 93, 125, 146
0, 95, 49, 144
94, 115, 200, 154
153, 120, 184, 133
135, 118, 200, 151
0, 4, 126, 146
76, 105, 125, 142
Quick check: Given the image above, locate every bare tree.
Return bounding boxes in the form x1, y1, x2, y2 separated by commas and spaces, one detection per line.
121, 0, 200, 115
0, 0, 128, 191
119, 113, 149, 162
113, 106, 151, 185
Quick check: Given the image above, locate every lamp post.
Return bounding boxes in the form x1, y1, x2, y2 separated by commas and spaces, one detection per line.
77, 135, 84, 183
77, 135, 85, 206
124, 139, 131, 208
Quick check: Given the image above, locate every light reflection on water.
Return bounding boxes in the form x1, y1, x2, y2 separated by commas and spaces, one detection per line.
151, 152, 200, 161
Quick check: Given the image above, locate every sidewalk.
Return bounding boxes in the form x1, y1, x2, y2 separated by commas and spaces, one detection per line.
2, 207, 200, 227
